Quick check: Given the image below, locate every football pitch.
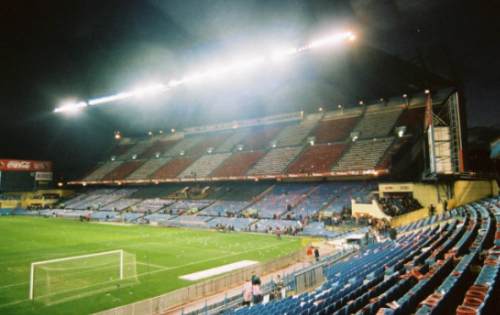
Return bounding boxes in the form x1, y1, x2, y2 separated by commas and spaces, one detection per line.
0, 216, 303, 315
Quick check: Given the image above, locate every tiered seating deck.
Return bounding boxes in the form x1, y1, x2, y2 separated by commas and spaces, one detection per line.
214, 130, 249, 153
332, 137, 394, 171
185, 133, 230, 156
354, 107, 403, 139
251, 184, 312, 218
239, 126, 282, 150
138, 140, 178, 159
109, 144, 134, 158
199, 201, 249, 216
102, 160, 144, 181
274, 114, 321, 147
119, 140, 153, 160
314, 116, 359, 143
286, 143, 347, 174
210, 151, 265, 177
167, 200, 213, 214
151, 157, 196, 179
247, 146, 303, 175
179, 153, 231, 178
164, 136, 201, 157
127, 158, 170, 180
100, 198, 142, 211
84, 161, 123, 181
291, 183, 339, 218
131, 198, 175, 213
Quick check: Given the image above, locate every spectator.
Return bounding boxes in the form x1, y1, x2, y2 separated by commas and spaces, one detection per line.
271, 274, 284, 300
252, 283, 262, 304
314, 247, 320, 262
242, 281, 252, 306
429, 204, 436, 216
251, 272, 261, 286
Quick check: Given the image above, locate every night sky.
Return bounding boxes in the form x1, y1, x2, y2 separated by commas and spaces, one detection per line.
1, 0, 499, 179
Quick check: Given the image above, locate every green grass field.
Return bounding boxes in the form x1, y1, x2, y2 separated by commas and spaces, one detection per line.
0, 216, 302, 315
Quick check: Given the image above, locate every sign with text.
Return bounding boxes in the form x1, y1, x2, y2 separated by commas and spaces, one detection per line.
0, 159, 52, 172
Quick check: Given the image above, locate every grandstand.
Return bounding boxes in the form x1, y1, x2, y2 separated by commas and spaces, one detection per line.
71, 89, 461, 185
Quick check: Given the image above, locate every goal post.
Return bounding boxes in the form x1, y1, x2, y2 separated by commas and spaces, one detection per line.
29, 249, 136, 302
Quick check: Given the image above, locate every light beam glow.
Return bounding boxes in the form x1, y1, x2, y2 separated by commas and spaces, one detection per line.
54, 30, 356, 113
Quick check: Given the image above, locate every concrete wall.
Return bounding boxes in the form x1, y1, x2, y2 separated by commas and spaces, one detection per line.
451, 180, 499, 207
352, 199, 390, 220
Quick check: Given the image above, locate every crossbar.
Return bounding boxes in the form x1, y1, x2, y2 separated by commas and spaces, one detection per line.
29, 249, 123, 300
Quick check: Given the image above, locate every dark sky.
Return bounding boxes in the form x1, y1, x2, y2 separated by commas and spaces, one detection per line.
1, 0, 499, 179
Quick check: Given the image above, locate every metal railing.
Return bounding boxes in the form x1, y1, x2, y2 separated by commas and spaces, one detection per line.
94, 250, 306, 315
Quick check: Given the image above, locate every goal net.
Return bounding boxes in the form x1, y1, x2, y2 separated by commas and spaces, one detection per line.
30, 249, 137, 304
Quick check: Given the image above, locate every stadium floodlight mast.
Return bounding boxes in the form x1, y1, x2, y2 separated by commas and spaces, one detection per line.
54, 30, 356, 113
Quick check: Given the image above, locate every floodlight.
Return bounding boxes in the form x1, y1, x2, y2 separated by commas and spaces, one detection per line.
395, 126, 407, 138
132, 83, 166, 98
350, 131, 360, 142
54, 30, 357, 113
88, 92, 134, 106
54, 101, 87, 113
271, 48, 298, 62
308, 31, 354, 49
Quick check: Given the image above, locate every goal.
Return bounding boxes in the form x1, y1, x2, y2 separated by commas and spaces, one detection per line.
29, 249, 137, 303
